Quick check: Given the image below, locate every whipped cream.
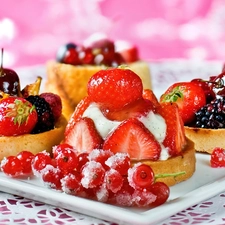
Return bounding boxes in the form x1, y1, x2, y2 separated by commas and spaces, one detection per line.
83, 103, 170, 160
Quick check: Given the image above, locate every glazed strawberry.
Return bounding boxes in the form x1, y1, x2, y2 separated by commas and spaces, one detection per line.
160, 82, 206, 125
87, 68, 143, 111
103, 118, 161, 160
0, 96, 38, 136
64, 117, 103, 153
142, 89, 160, 108
157, 102, 186, 155
210, 147, 225, 168
102, 98, 155, 121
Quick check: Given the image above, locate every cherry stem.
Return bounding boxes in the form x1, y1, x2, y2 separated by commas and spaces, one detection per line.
154, 171, 186, 181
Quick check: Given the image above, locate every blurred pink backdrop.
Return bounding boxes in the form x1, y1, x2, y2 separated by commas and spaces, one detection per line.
0, 0, 225, 68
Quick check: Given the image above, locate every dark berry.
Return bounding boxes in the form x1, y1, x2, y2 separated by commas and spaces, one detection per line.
26, 95, 55, 133
194, 97, 225, 128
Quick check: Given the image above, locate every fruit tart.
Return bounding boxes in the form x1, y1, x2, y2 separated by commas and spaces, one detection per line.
62, 67, 196, 186
160, 69, 225, 154
45, 36, 151, 120
0, 62, 67, 161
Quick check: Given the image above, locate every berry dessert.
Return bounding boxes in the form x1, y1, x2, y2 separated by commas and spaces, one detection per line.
45, 35, 152, 120
0, 53, 67, 160
160, 69, 225, 154
61, 67, 196, 186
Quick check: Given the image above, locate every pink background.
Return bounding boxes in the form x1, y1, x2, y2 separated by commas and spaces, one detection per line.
1, 0, 225, 68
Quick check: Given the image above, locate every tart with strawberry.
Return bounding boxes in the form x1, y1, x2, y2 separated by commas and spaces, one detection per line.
160, 69, 225, 154
45, 35, 151, 120
62, 67, 196, 186
0, 57, 67, 160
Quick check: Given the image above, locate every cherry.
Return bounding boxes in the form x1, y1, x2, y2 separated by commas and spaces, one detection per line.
0, 49, 21, 96
148, 182, 170, 206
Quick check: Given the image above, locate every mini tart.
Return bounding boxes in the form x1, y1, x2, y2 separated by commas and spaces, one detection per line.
133, 139, 196, 186
184, 126, 225, 154
45, 60, 152, 120
0, 115, 67, 161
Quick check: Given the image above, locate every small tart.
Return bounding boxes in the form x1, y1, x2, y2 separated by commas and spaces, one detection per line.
184, 126, 225, 154
133, 139, 196, 186
45, 60, 152, 120
0, 115, 67, 161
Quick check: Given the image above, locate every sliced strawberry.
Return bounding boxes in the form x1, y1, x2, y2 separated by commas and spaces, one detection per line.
103, 118, 161, 160
87, 68, 143, 111
142, 89, 160, 108
102, 98, 155, 121
64, 96, 91, 137
64, 117, 103, 153
157, 102, 186, 156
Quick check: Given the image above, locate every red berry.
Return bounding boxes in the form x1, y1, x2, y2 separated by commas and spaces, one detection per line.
42, 165, 64, 190
61, 172, 83, 195
17, 151, 34, 175
132, 189, 157, 207
88, 149, 113, 170
32, 151, 53, 176
104, 169, 123, 193
1, 156, 23, 177
52, 143, 76, 159
77, 152, 89, 171
210, 147, 225, 168
148, 182, 170, 206
105, 153, 130, 176
128, 163, 155, 189
87, 68, 143, 111
55, 148, 78, 175
81, 161, 105, 189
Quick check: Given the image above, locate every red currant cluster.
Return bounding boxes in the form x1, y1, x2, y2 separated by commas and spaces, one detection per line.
57, 41, 125, 67
0, 144, 170, 208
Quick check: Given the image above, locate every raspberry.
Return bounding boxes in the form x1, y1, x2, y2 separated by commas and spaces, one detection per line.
40, 93, 62, 121
26, 95, 55, 133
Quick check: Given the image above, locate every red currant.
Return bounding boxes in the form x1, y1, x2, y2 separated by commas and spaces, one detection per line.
42, 165, 63, 190
132, 189, 157, 207
149, 182, 170, 206
128, 163, 154, 189
55, 148, 78, 175
77, 152, 89, 171
104, 169, 123, 193
1, 156, 23, 177
81, 161, 105, 189
32, 151, 53, 176
210, 147, 225, 168
17, 151, 34, 175
52, 143, 76, 159
105, 153, 130, 176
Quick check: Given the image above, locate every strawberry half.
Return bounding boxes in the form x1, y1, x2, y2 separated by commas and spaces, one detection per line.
157, 102, 186, 156
103, 118, 161, 160
64, 117, 103, 153
102, 98, 155, 121
142, 89, 160, 108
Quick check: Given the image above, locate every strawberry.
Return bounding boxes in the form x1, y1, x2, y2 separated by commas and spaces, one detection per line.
64, 117, 103, 153
87, 68, 143, 111
157, 102, 186, 156
103, 118, 161, 160
160, 82, 206, 125
102, 98, 155, 121
0, 96, 38, 136
142, 89, 160, 108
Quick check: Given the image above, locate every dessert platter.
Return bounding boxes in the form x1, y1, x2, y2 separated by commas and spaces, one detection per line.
0, 38, 225, 224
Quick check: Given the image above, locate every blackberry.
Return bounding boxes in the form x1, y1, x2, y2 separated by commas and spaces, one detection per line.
195, 97, 225, 129
26, 95, 55, 134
